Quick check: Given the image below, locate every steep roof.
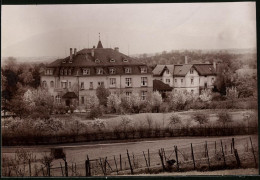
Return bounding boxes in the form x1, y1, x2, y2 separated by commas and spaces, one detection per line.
173, 64, 193, 76
152, 65, 165, 76
166, 65, 174, 74
193, 64, 216, 76
153, 80, 173, 91
47, 48, 145, 68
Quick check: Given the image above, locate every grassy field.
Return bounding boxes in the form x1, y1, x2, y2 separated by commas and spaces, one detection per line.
76, 109, 257, 131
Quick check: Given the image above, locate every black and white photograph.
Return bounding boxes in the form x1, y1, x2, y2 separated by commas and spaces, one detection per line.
1, 2, 258, 177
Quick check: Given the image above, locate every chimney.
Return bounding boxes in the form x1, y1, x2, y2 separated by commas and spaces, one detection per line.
114, 47, 119, 52
91, 46, 95, 57
74, 48, 77, 56
184, 56, 188, 64
213, 62, 216, 70
70, 48, 73, 60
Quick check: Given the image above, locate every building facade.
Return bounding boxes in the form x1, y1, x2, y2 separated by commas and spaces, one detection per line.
41, 40, 153, 107
152, 59, 217, 95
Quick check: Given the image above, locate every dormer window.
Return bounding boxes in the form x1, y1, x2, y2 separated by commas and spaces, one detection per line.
109, 68, 116, 74
60, 69, 63, 75
123, 59, 128, 62
45, 69, 53, 75
95, 59, 100, 63
69, 60, 72, 63
62, 60, 66, 63
110, 59, 115, 62
96, 68, 103, 75
83, 68, 90, 75
125, 67, 132, 74
141, 67, 147, 73
165, 69, 169, 74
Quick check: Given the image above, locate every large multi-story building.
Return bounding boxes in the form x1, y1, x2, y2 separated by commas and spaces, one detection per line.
41, 40, 153, 107
152, 57, 217, 95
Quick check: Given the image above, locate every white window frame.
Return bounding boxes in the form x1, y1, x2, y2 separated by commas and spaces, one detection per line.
166, 79, 170, 84
190, 68, 194, 74
81, 96, 85, 105
55, 95, 61, 104
90, 82, 93, 89
123, 59, 128, 62
61, 82, 67, 89
125, 78, 132, 87
141, 91, 147, 101
141, 77, 148, 86
126, 92, 132, 100
109, 68, 116, 74
175, 79, 177, 83
165, 69, 169, 74
64, 69, 67, 76
60, 69, 63, 75
109, 78, 116, 87
96, 68, 103, 75
68, 69, 72, 75
98, 81, 104, 86
141, 67, 147, 73
42, 81, 47, 88
83, 69, 90, 75
181, 79, 184, 84
191, 78, 194, 85
50, 81, 54, 88
81, 82, 84, 90
110, 59, 115, 62
211, 78, 215, 83
125, 67, 131, 74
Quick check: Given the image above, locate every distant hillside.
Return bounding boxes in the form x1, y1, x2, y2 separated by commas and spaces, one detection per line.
1, 56, 59, 65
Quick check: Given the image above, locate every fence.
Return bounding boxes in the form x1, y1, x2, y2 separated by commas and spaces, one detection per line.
2, 136, 258, 177
2, 126, 258, 146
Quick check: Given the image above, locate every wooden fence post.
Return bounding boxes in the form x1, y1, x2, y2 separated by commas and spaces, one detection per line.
105, 157, 113, 172
158, 149, 166, 171
85, 160, 89, 176
28, 159, 31, 177
174, 146, 179, 171
120, 154, 122, 171
148, 149, 151, 167
234, 149, 241, 167
65, 160, 68, 177
127, 149, 134, 174
205, 141, 210, 170
72, 163, 74, 176
114, 156, 119, 175
60, 162, 64, 176
87, 155, 91, 176
41, 166, 44, 177
132, 153, 135, 168
220, 140, 226, 167
143, 151, 150, 173
249, 137, 257, 168
191, 143, 196, 170
99, 158, 106, 176
47, 162, 51, 177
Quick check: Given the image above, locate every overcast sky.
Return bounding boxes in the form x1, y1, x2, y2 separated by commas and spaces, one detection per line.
2, 2, 256, 57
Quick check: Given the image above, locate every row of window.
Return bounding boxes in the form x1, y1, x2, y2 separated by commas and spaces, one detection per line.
165, 78, 215, 85
58, 67, 148, 76
42, 77, 148, 89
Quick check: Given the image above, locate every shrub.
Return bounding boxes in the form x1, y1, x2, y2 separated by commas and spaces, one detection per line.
85, 94, 99, 109
149, 91, 163, 113
96, 84, 110, 106
167, 90, 197, 111
88, 107, 103, 119
129, 93, 142, 113
193, 112, 209, 127
168, 114, 181, 128
199, 89, 212, 102
217, 111, 232, 127
107, 94, 121, 113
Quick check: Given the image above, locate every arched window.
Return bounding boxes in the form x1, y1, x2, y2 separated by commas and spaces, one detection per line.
42, 81, 47, 88
110, 59, 115, 62
123, 59, 128, 62
50, 81, 54, 88
95, 59, 100, 63
55, 95, 61, 104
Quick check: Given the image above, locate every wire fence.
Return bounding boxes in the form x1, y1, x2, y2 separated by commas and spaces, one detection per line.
2, 136, 258, 177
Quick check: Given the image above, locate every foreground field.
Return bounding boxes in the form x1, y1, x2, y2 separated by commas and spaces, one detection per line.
2, 134, 258, 176
135, 168, 259, 176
